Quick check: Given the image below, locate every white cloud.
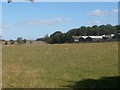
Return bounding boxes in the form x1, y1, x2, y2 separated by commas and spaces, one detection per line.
1, 18, 71, 30
88, 9, 118, 16
64, 18, 71, 21
87, 9, 108, 16
88, 20, 113, 25
19, 17, 71, 26
112, 9, 118, 14
2, 24, 15, 30
88, 21, 102, 25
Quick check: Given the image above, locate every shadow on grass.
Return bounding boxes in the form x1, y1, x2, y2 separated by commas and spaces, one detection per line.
62, 76, 120, 89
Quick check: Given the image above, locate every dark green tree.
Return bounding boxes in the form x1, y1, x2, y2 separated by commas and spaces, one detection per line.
30, 40, 32, 44
17, 37, 23, 44
50, 31, 66, 44
37, 24, 118, 44
10, 40, 15, 44
5, 41, 8, 45
23, 39, 27, 43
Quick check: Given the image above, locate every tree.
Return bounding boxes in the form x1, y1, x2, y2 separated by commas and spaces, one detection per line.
64, 34, 74, 43
5, 41, 8, 45
37, 24, 117, 44
112, 34, 120, 41
23, 39, 27, 43
16, 37, 23, 44
79, 26, 87, 36
30, 40, 32, 44
86, 27, 92, 36
36, 38, 44, 41
10, 40, 15, 44
50, 31, 66, 44
43, 34, 50, 43
92, 25, 100, 36
66, 29, 78, 36
2, 39, 5, 42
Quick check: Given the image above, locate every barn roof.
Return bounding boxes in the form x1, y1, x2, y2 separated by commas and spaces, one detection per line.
89, 36, 103, 39
72, 34, 114, 39
80, 36, 103, 39
72, 36, 81, 39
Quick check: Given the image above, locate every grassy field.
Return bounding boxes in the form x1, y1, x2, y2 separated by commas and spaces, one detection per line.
2, 42, 118, 88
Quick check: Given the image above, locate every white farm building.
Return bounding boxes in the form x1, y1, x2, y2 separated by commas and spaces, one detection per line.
72, 34, 114, 42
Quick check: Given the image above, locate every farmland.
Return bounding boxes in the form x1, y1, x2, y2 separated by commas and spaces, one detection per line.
2, 42, 119, 88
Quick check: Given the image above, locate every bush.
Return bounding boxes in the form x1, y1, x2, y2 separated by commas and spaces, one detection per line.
10, 40, 15, 44
5, 41, 8, 45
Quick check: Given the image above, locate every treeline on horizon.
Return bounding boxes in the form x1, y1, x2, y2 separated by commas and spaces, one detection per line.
36, 24, 120, 44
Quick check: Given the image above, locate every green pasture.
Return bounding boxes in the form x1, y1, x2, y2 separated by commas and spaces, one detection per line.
2, 42, 119, 88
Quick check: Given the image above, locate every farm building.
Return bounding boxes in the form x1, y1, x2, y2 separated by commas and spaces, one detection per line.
82, 36, 103, 41
72, 36, 81, 42
79, 37, 85, 42
72, 34, 114, 42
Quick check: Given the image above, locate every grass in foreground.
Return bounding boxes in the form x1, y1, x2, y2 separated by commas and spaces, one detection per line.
2, 42, 118, 88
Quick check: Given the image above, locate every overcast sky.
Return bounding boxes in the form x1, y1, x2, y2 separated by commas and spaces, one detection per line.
2, 2, 118, 40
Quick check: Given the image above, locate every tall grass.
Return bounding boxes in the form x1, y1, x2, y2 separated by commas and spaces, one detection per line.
2, 42, 118, 88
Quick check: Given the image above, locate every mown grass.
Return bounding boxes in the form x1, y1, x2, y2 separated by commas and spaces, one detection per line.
2, 42, 118, 88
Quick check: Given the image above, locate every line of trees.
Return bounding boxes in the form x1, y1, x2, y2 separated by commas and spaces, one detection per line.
3, 37, 32, 45
36, 24, 120, 44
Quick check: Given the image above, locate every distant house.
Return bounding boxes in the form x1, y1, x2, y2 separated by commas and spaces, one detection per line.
83, 36, 103, 41
81, 36, 88, 39
102, 34, 114, 41
72, 36, 80, 42
79, 37, 85, 42
89, 36, 103, 41
72, 34, 114, 42
86, 37, 92, 41
111, 34, 114, 37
